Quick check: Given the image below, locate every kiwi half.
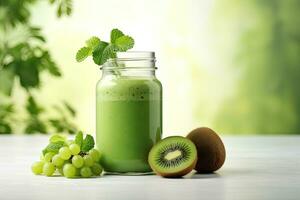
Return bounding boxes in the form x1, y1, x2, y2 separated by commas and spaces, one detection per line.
148, 136, 197, 178
187, 127, 226, 173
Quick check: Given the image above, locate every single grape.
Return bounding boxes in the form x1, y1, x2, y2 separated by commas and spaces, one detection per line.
63, 163, 76, 178
52, 154, 64, 167
91, 163, 103, 176
72, 155, 84, 168
31, 161, 44, 175
83, 155, 94, 167
69, 143, 80, 155
59, 147, 72, 160
80, 167, 92, 178
43, 162, 56, 176
44, 152, 55, 162
89, 149, 101, 162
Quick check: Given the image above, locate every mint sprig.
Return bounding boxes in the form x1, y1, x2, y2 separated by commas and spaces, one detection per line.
74, 131, 95, 152
81, 134, 95, 152
76, 29, 134, 65
74, 131, 83, 147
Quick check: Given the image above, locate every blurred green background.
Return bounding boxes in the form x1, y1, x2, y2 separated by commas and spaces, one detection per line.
0, 0, 299, 135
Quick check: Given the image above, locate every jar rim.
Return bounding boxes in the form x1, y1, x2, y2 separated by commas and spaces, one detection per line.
101, 51, 156, 70
114, 51, 155, 60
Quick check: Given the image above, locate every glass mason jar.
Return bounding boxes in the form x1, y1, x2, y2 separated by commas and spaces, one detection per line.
96, 51, 162, 173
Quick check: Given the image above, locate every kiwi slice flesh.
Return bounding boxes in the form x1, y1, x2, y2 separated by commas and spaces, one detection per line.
148, 136, 197, 178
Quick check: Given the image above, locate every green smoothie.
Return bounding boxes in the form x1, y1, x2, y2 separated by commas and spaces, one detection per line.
96, 76, 162, 173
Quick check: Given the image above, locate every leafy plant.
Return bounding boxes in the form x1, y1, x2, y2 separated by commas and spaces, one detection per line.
0, 103, 14, 134
0, 0, 78, 134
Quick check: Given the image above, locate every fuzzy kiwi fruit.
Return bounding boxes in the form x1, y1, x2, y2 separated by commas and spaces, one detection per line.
187, 127, 226, 173
148, 136, 197, 178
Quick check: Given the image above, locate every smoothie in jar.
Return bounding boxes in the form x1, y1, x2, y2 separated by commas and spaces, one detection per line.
96, 52, 162, 173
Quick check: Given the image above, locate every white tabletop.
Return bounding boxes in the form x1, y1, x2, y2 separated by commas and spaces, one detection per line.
0, 135, 299, 200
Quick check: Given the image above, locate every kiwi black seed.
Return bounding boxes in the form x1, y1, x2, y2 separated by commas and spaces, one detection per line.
186, 127, 226, 173
148, 136, 197, 178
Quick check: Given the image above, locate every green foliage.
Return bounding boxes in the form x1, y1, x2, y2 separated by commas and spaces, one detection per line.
76, 29, 135, 65
0, 0, 72, 28
24, 95, 47, 134
48, 103, 78, 134
114, 35, 134, 52
0, 0, 77, 134
75, 131, 83, 147
213, 0, 300, 134
81, 134, 95, 152
0, 66, 15, 96
76, 47, 91, 62
85, 36, 101, 50
110, 29, 124, 43
0, 103, 14, 134
52, 0, 73, 17
92, 42, 109, 65
0, 0, 37, 27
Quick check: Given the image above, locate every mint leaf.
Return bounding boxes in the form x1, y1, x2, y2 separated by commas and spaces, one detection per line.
110, 29, 124, 43
75, 131, 83, 147
49, 134, 66, 143
86, 36, 101, 50
76, 47, 90, 62
43, 141, 65, 155
92, 41, 109, 65
81, 134, 95, 152
114, 35, 134, 52
101, 44, 117, 65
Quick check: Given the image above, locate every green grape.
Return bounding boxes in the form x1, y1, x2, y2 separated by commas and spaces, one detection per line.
89, 149, 101, 162
83, 155, 94, 167
69, 143, 80, 155
72, 155, 84, 168
91, 163, 103, 176
43, 163, 56, 176
52, 154, 64, 167
63, 163, 76, 178
44, 152, 55, 162
59, 147, 72, 160
80, 167, 92, 178
31, 161, 44, 175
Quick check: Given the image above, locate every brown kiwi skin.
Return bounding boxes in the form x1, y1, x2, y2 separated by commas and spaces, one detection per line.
186, 127, 226, 173
151, 156, 197, 178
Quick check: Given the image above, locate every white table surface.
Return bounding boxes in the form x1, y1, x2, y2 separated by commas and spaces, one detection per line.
0, 135, 299, 200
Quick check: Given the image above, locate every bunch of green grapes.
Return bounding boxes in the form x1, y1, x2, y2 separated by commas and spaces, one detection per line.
31, 132, 103, 178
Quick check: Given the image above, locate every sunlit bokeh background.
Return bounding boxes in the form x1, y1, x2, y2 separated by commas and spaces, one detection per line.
1, 0, 299, 136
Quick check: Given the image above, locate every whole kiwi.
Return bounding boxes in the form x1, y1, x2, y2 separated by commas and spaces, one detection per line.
186, 127, 226, 173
